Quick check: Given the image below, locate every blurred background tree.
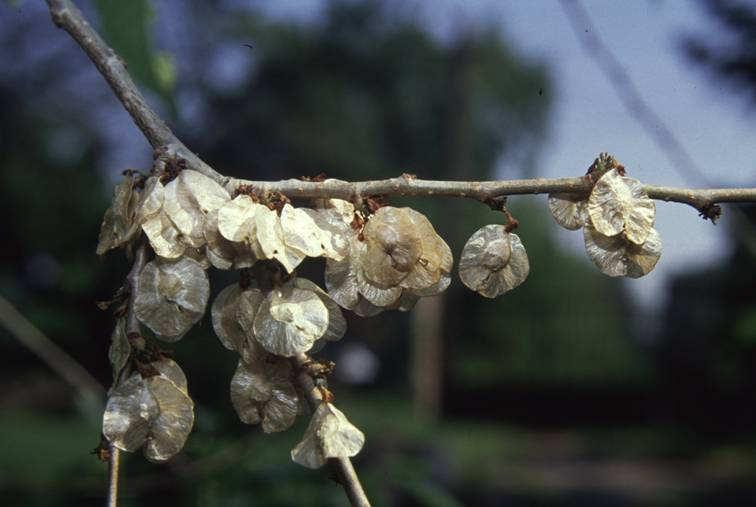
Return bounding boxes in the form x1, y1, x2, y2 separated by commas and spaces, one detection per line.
0, 0, 755, 506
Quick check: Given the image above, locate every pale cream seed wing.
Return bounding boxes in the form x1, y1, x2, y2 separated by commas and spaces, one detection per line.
102, 372, 158, 452
143, 375, 195, 463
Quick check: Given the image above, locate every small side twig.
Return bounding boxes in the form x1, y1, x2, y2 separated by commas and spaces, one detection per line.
107, 446, 120, 507
105, 242, 147, 507
291, 353, 372, 507
125, 244, 148, 336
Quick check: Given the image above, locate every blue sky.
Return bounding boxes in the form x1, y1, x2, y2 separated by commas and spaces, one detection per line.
377, 0, 756, 308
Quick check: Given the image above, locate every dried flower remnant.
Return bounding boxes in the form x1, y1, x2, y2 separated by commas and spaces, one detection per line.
134, 257, 210, 341
459, 225, 530, 298
587, 169, 655, 245
583, 223, 662, 278
102, 359, 194, 462
253, 284, 329, 357
548, 193, 589, 230
291, 402, 365, 469
230, 356, 299, 433
96, 173, 141, 254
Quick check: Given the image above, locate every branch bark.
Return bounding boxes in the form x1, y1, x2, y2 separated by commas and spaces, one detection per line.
226, 175, 756, 212
291, 353, 372, 507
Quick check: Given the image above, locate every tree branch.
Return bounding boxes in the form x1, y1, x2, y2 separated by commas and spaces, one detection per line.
291, 353, 372, 507
227, 175, 756, 213
125, 243, 148, 336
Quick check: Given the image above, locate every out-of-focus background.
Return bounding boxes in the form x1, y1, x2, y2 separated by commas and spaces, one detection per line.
1, 0, 755, 505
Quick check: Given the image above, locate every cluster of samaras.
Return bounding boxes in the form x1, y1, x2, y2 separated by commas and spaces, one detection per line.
97, 154, 661, 467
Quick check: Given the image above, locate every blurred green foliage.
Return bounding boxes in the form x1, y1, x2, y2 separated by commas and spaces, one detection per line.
93, 0, 176, 106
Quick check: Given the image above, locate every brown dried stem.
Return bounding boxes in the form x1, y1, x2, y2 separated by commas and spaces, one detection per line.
291, 353, 372, 507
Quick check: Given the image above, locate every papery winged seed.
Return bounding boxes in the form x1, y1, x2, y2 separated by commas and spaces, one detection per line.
151, 358, 189, 394
103, 372, 158, 452
548, 193, 588, 230
496, 234, 530, 292
584, 223, 661, 278
356, 271, 402, 307
362, 207, 422, 288
300, 207, 351, 261
411, 272, 451, 298
96, 175, 140, 255
142, 211, 186, 259
138, 176, 164, 222
291, 402, 365, 469
255, 206, 305, 273
230, 358, 298, 433
163, 171, 230, 249
280, 204, 329, 258
326, 198, 356, 222
182, 246, 211, 270
204, 209, 256, 270
217, 195, 261, 243
459, 226, 529, 298
212, 283, 247, 352
293, 278, 346, 343
134, 258, 209, 341
143, 375, 195, 462
162, 178, 202, 248
325, 257, 360, 310
253, 287, 329, 357
108, 319, 131, 383
352, 296, 385, 317
587, 169, 655, 245
235, 287, 266, 361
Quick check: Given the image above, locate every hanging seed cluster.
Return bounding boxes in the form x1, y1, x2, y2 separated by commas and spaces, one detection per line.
548, 155, 662, 278
97, 154, 663, 466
